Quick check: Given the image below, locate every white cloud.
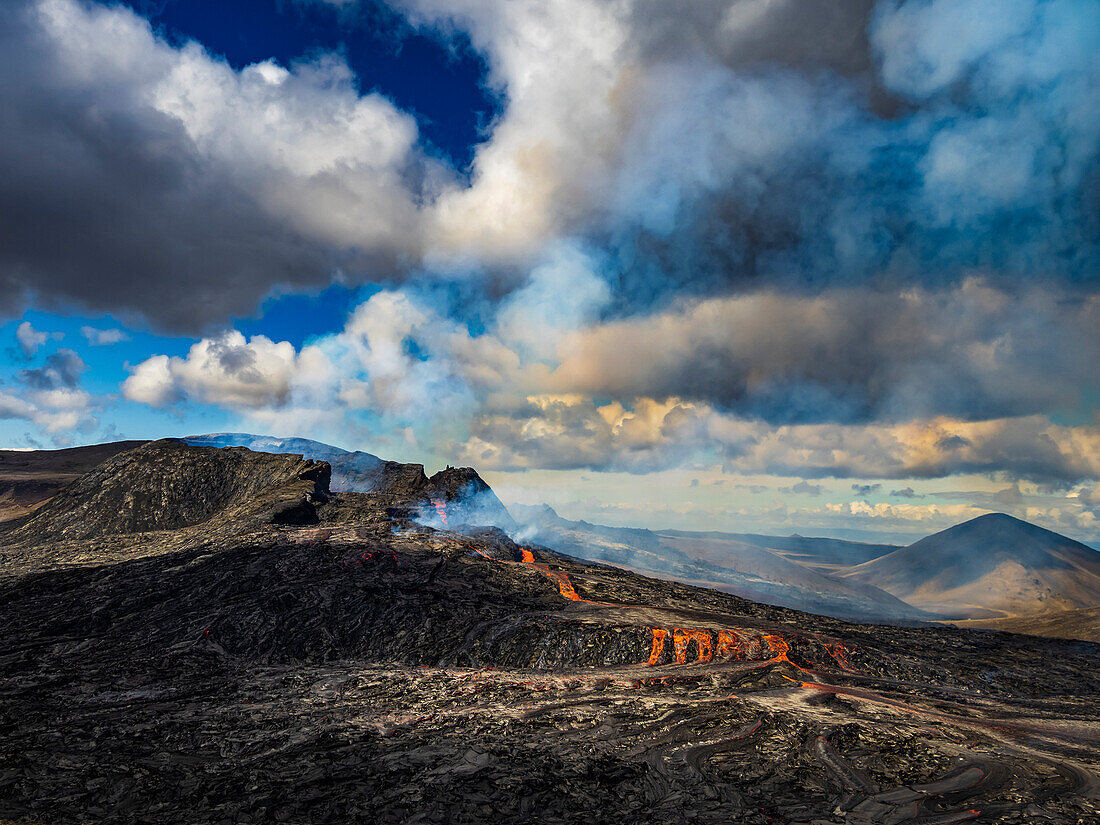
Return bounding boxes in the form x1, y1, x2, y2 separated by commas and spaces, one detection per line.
120, 274, 1100, 487
0, 386, 95, 434
122, 332, 299, 409
35, 0, 433, 254
14, 320, 60, 357
80, 326, 130, 345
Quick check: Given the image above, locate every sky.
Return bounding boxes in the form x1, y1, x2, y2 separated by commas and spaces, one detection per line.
1, 0, 1099, 545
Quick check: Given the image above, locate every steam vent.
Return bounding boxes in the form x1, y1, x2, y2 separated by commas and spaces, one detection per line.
0, 440, 1097, 823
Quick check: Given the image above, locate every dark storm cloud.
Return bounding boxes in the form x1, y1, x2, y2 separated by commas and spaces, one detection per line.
3, 0, 1096, 337
0, 0, 427, 333
602, 0, 1099, 308
0, 2, 331, 331
552, 283, 1100, 424
851, 483, 882, 496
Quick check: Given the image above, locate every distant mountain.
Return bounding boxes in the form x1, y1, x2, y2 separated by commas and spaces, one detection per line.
179, 433, 385, 492
510, 504, 933, 623
841, 513, 1100, 619
657, 529, 898, 573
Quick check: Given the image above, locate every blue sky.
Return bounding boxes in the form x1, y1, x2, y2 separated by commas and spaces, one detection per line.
1, 0, 1098, 543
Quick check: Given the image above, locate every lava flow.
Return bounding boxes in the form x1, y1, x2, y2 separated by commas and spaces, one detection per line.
647, 628, 668, 665
431, 499, 449, 526
643, 626, 853, 673
517, 548, 587, 602
673, 628, 713, 663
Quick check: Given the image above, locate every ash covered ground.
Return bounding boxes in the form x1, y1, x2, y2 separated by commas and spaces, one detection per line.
0, 442, 1098, 824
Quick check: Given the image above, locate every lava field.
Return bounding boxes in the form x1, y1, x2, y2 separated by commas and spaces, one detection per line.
0, 442, 1098, 824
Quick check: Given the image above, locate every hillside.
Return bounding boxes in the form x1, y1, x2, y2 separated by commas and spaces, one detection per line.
954, 606, 1100, 643
842, 513, 1100, 619
511, 504, 933, 623
0, 440, 146, 522
3, 440, 330, 545
701, 531, 899, 572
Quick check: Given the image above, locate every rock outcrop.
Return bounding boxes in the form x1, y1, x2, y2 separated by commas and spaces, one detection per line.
5, 440, 330, 543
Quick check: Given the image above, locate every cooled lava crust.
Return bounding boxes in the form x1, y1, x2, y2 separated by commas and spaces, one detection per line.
0, 442, 1097, 824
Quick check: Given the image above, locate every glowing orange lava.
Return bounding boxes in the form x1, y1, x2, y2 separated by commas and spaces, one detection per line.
647, 629, 668, 665
823, 641, 856, 672
640, 626, 835, 673
762, 633, 812, 673
431, 499, 449, 526
516, 547, 590, 602
716, 629, 747, 659
673, 627, 713, 663
762, 634, 790, 662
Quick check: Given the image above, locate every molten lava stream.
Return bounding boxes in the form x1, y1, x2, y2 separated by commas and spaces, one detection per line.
431, 499, 449, 526
647, 628, 668, 665
643, 627, 823, 673
762, 634, 811, 673
516, 547, 601, 604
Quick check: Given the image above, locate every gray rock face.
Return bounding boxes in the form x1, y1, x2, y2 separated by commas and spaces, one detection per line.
6, 440, 330, 542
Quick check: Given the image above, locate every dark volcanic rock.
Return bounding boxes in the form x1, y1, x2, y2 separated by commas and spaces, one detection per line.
180, 433, 516, 531
0, 442, 1097, 825
4, 440, 329, 542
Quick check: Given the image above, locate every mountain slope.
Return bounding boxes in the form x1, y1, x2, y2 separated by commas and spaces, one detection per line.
5, 440, 330, 544
0, 440, 147, 522
654, 530, 898, 574
954, 606, 1100, 643
179, 433, 386, 492
511, 504, 933, 622
842, 513, 1100, 619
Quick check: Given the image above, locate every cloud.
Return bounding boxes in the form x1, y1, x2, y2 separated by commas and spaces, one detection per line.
852, 483, 882, 497
14, 320, 60, 357
15, 321, 47, 358
81, 326, 129, 346
0, 392, 36, 421
121, 277, 1100, 485
889, 486, 922, 499
780, 480, 824, 496
0, 348, 95, 436
548, 279, 1100, 424
122, 332, 299, 408
0, 0, 439, 331
20, 348, 85, 390
0, 0, 1095, 335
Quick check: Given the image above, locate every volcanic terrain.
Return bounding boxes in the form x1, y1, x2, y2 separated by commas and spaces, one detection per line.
0, 441, 1098, 824
0, 441, 146, 523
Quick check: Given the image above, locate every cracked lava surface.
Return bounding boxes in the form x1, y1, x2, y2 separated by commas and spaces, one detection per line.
0, 448, 1097, 824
